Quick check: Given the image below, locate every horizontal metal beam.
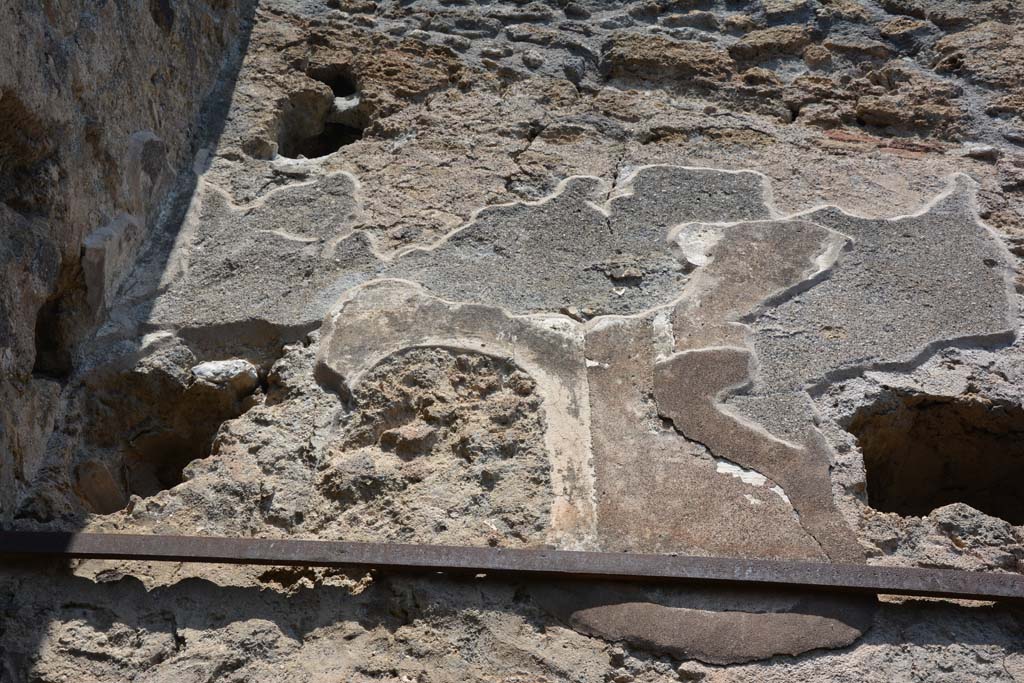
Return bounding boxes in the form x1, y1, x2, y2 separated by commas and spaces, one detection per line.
1, 531, 1022, 603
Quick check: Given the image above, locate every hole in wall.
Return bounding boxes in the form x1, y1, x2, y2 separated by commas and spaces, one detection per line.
32, 296, 73, 379
282, 122, 363, 159
73, 358, 261, 514
307, 64, 358, 98
847, 392, 1024, 524
272, 65, 366, 160
31, 267, 86, 380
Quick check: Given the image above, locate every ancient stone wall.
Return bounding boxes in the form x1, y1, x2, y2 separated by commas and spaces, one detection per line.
2, 0, 1024, 681
0, 0, 256, 518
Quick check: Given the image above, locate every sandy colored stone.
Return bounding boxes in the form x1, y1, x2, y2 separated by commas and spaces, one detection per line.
4, 0, 1024, 680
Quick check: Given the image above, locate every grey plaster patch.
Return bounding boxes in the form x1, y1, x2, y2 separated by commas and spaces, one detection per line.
149, 173, 378, 329
608, 165, 772, 235
150, 165, 779, 336
387, 165, 772, 317
670, 218, 847, 351
233, 172, 361, 242
750, 175, 1017, 395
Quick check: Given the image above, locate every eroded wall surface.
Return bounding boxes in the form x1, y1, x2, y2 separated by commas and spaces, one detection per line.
3, 0, 1024, 681
0, 0, 257, 516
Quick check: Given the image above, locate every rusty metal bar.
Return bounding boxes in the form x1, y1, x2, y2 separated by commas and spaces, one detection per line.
1, 531, 1022, 602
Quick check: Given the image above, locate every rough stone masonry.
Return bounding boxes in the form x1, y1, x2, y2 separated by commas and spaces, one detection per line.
2, 0, 1024, 680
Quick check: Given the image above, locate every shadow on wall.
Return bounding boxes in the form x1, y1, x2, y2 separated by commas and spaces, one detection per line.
1, 0, 259, 678
20, 51, 377, 524
9, 4, 263, 523
1, 567, 1023, 678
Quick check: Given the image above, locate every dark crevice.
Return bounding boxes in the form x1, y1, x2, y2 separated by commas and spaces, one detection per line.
31, 266, 86, 380
32, 297, 73, 379
270, 65, 366, 160
307, 64, 358, 98
149, 0, 175, 31
73, 360, 261, 514
848, 392, 1024, 524
285, 123, 363, 159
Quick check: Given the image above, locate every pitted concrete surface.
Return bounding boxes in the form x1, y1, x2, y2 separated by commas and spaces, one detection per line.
153, 165, 779, 328
150, 172, 376, 328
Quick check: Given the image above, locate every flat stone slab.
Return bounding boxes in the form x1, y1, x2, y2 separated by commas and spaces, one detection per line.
533, 581, 877, 665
